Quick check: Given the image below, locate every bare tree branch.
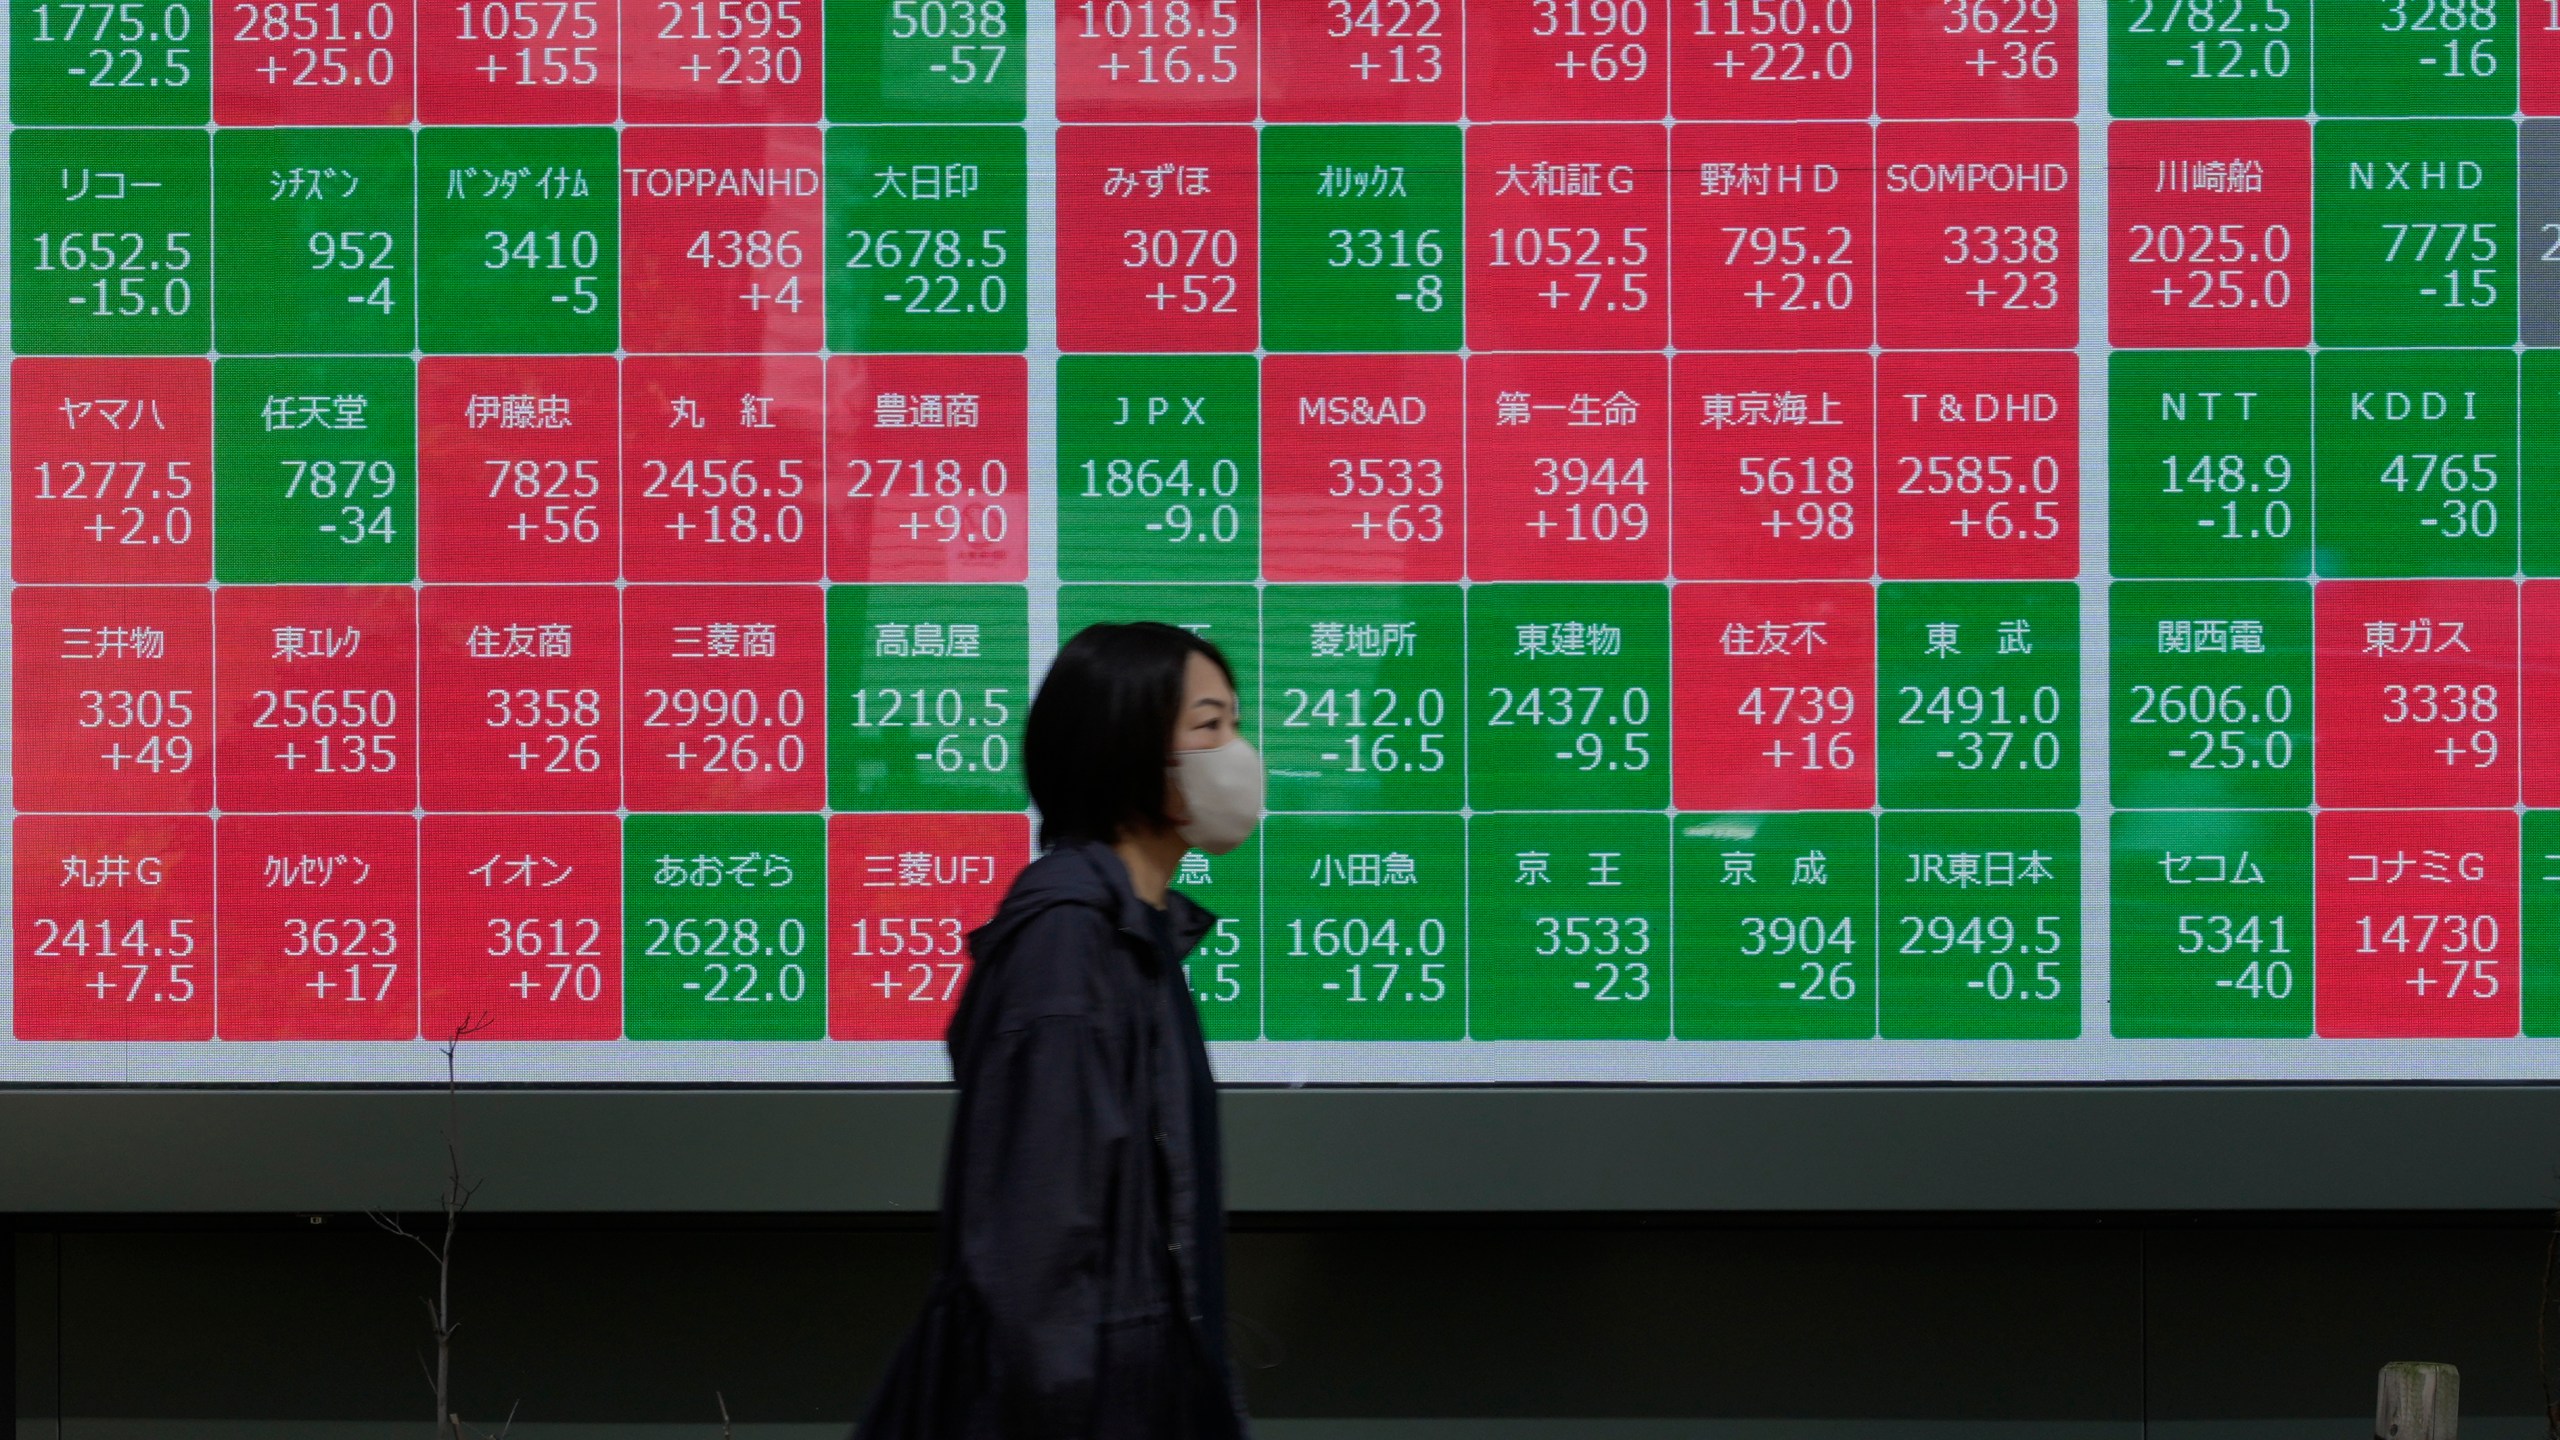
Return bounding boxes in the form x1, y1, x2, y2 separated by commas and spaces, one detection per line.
379, 1015, 508, 1440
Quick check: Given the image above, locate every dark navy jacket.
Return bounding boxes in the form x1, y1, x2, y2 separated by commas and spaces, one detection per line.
856, 842, 1249, 1440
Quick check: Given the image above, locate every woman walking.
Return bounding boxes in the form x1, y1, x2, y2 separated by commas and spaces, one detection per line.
858, 622, 1262, 1439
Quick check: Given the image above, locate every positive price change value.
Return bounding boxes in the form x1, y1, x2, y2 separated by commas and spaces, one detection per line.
18, 0, 2560, 1085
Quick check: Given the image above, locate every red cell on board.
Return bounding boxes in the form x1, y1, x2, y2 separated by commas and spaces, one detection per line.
418, 0, 618, 122
2314, 808, 2519, 1039
419, 356, 620, 584
420, 813, 624, 1041
215, 586, 418, 814
1261, 353, 1464, 582
2524, 580, 2560, 807
1874, 0, 2073, 117
1262, 0, 1460, 120
418, 586, 622, 813
1056, 126, 1259, 352
13, 357, 210, 584
1058, 0, 1258, 120
826, 354, 1030, 583
1875, 122, 2078, 349
829, 812, 1030, 1039
622, 584, 828, 812
1673, 350, 1874, 580
215, 0, 414, 123
14, 814, 216, 1042
2315, 580, 2518, 809
2107, 121, 2311, 349
1874, 350, 2077, 578
2527, 11, 2560, 114
623, 354, 825, 581
1465, 124, 1669, 351
619, 127, 826, 353
1465, 0, 1666, 119
1466, 351, 1668, 581
1672, 581, 1876, 810
217, 813, 420, 1041
13, 586, 214, 815
1671, 122, 1872, 351
621, 0, 819, 121
1676, 0, 1870, 118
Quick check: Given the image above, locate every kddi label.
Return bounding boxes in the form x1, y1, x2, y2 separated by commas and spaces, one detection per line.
2347, 390, 2486, 421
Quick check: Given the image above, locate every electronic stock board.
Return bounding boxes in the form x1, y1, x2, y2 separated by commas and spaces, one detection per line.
11, 0, 2560, 1087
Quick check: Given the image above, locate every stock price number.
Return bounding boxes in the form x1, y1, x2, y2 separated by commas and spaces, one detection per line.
2126, 681, 2296, 771
845, 684, 1014, 774
2160, 450, 2294, 542
1692, 0, 1856, 82
1330, 0, 1443, 82
80, 687, 196, 775
253, 687, 399, 774
1282, 685, 1450, 776
1897, 683, 2064, 771
845, 227, 1011, 317
1740, 912, 1859, 1002
2380, 681, 2499, 768
1487, 682, 1654, 773
849, 916, 968, 1003
1292, 915, 1452, 1001
645, 686, 810, 774
1740, 454, 1857, 542
1536, 914, 1654, 1002
2178, 912, 2294, 1000
651, 915, 814, 1001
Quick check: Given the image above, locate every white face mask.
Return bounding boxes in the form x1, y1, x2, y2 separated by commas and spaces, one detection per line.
1167, 738, 1264, 856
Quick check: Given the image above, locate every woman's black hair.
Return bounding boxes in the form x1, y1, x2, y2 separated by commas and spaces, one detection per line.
1025, 622, 1238, 849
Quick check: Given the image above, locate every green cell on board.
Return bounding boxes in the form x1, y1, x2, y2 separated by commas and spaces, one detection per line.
2108, 350, 2310, 578
213, 127, 416, 354
2313, 349, 2518, 576
2311, 0, 2513, 115
2525, 811, 2560, 1036
13, 0, 210, 125
2521, 349, 2560, 575
12, 127, 210, 356
825, 0, 1025, 122
826, 584, 1029, 813
213, 356, 415, 583
2312, 121, 2516, 347
827, 125, 1029, 353
1468, 812, 1671, 1041
1877, 582, 2079, 810
2110, 0, 2309, 115
1059, 585, 1263, 749
1262, 813, 1465, 1040
1261, 586, 1464, 814
1260, 126, 1465, 353
1057, 355, 1261, 582
2110, 810, 2314, 1038
1466, 584, 1670, 813
416, 127, 618, 355
1878, 810, 2081, 1040
2109, 580, 2313, 809
1673, 812, 1879, 1041
1172, 835, 1263, 1042
623, 814, 828, 1041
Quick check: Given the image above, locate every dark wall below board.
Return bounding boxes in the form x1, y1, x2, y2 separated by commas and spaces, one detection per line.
16, 1214, 2560, 1439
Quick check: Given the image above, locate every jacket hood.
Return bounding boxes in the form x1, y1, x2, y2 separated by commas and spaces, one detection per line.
970, 840, 1219, 972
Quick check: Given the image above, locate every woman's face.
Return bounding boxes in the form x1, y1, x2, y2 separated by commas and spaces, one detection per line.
1174, 651, 1240, 754
1163, 652, 1239, 830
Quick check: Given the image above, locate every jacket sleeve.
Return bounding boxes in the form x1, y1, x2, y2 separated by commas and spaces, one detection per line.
952, 916, 1122, 1438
